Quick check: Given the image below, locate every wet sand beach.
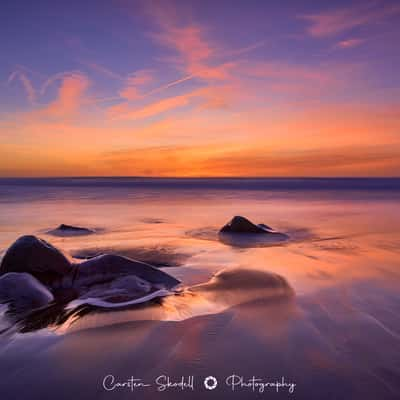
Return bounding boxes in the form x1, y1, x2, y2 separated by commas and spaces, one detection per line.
0, 178, 399, 399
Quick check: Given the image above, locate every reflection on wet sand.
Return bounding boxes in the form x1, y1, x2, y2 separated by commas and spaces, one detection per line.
1, 276, 398, 400
70, 244, 191, 268
13, 267, 293, 333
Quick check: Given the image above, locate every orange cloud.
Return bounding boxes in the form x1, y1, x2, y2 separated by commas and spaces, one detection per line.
119, 85, 141, 101
152, 23, 212, 65
188, 61, 235, 81
112, 92, 192, 120
146, 3, 232, 82
44, 72, 89, 118
117, 69, 154, 101
109, 82, 240, 120
97, 142, 400, 178
126, 69, 154, 86
193, 85, 238, 110
300, 2, 400, 37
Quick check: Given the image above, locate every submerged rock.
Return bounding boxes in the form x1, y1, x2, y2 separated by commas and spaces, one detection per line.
0, 272, 54, 314
47, 224, 95, 236
220, 216, 287, 237
66, 255, 181, 309
196, 268, 292, 292
192, 268, 293, 306
0, 235, 71, 287
78, 275, 152, 300
70, 275, 160, 308
73, 254, 180, 290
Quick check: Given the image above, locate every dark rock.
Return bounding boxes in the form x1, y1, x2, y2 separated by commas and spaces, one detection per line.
47, 224, 95, 236
0, 272, 54, 313
52, 287, 80, 303
73, 254, 180, 290
0, 236, 181, 324
220, 216, 286, 236
0, 235, 71, 287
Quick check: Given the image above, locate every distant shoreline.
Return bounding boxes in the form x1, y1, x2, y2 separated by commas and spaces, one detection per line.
1, 176, 399, 180
1, 177, 399, 191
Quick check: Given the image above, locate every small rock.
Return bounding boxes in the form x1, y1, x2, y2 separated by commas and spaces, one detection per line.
47, 224, 95, 236
220, 216, 283, 235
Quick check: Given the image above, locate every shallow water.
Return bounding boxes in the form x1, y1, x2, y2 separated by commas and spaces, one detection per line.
0, 178, 399, 399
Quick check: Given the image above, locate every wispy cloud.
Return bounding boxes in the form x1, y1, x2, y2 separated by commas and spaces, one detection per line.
41, 70, 84, 95
334, 38, 365, 49
7, 68, 36, 104
110, 92, 192, 120
109, 82, 239, 120
221, 39, 268, 58
126, 69, 154, 86
145, 74, 194, 97
300, 1, 400, 37
236, 60, 364, 99
103, 2, 237, 119
145, 2, 233, 82
80, 61, 124, 80
118, 69, 154, 101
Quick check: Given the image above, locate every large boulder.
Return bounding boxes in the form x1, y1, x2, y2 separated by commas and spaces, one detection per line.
0, 272, 54, 314
0, 235, 71, 287
220, 216, 285, 235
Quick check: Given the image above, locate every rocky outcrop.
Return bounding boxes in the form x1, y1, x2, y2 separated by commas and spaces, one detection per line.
0, 236, 181, 316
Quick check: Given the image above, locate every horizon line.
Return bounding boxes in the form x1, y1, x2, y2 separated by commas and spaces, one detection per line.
1, 176, 400, 180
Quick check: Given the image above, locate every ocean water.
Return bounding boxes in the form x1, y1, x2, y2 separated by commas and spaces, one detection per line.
0, 178, 399, 399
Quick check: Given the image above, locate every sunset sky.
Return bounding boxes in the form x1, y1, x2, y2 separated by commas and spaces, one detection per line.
1, 0, 400, 177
